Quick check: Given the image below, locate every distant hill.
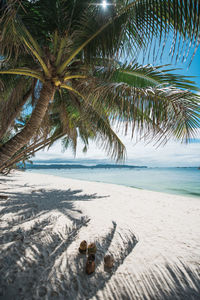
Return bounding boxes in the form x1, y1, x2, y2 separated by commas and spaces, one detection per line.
24, 164, 147, 170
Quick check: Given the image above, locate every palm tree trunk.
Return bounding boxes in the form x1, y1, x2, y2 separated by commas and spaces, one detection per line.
0, 88, 32, 140
0, 81, 55, 171
4, 132, 66, 172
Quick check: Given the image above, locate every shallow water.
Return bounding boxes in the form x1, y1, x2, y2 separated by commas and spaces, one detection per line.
27, 166, 200, 198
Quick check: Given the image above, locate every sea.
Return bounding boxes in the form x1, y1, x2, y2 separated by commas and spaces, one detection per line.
25, 160, 200, 198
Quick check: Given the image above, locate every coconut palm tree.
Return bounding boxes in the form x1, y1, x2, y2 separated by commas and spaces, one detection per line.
0, 75, 33, 140
0, 0, 200, 172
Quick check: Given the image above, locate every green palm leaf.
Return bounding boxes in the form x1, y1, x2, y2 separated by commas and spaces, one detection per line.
74, 70, 200, 144
0, 68, 44, 81
109, 63, 200, 91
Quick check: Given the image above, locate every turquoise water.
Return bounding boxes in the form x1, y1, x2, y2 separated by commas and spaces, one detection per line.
27, 166, 200, 198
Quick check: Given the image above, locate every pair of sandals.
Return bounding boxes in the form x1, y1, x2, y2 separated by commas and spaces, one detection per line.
79, 240, 96, 255
79, 240, 114, 275
79, 240, 96, 275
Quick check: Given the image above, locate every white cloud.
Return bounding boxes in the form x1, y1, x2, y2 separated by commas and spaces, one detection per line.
33, 128, 200, 167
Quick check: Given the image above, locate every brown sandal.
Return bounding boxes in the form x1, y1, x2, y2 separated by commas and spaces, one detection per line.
79, 240, 87, 254
87, 242, 97, 255
86, 254, 95, 274
104, 255, 114, 268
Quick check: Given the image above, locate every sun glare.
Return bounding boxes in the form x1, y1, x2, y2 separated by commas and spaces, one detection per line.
102, 0, 107, 9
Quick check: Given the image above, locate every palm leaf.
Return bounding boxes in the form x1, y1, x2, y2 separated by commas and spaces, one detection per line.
60, 84, 86, 100
20, 23, 43, 57
57, 21, 115, 74
109, 63, 200, 91
74, 73, 200, 144
0, 68, 44, 81
2, 1, 200, 65
52, 87, 127, 161
0, 76, 32, 139
22, 37, 50, 77
55, 37, 67, 67
76, 101, 127, 161
63, 75, 87, 82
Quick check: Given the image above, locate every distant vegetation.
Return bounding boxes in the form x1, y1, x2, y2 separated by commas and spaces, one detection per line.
24, 164, 147, 170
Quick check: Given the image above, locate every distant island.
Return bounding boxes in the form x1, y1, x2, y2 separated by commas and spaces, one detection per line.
24, 164, 147, 170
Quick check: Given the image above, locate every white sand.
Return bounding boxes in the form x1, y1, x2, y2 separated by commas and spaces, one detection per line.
0, 171, 199, 300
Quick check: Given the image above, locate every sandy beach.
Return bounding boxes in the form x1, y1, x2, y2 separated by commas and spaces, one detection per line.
0, 171, 199, 300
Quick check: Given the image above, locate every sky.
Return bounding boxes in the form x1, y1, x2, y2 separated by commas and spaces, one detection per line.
33, 21, 200, 167
33, 127, 200, 167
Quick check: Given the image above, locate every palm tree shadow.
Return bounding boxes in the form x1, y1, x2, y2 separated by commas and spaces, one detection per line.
48, 222, 138, 299
2, 187, 198, 299
0, 174, 15, 184
1, 186, 198, 299
0, 187, 106, 299
109, 260, 200, 300
0, 187, 107, 226
0, 187, 139, 300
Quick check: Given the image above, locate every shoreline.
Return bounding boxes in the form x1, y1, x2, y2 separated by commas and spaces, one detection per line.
26, 168, 200, 199
0, 171, 200, 299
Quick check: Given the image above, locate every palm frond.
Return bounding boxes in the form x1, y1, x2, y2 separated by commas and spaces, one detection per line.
55, 36, 67, 67
126, 0, 200, 63
67, 1, 200, 65
50, 88, 127, 161
60, 84, 86, 100
105, 63, 200, 91
63, 75, 87, 82
0, 68, 44, 81
2, 1, 200, 65
0, 76, 32, 139
20, 23, 43, 57
74, 72, 200, 145
21, 36, 50, 77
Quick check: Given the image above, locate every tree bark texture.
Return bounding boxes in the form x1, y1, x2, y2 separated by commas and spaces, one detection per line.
0, 87, 32, 140
0, 81, 55, 170
5, 132, 65, 171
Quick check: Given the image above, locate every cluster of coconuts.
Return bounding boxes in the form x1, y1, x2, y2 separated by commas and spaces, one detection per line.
79, 240, 114, 275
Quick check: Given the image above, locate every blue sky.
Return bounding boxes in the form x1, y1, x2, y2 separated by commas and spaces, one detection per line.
169, 45, 200, 88
34, 34, 200, 167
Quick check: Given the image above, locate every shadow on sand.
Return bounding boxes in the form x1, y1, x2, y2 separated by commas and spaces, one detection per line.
0, 187, 138, 299
107, 259, 200, 300
0, 187, 199, 299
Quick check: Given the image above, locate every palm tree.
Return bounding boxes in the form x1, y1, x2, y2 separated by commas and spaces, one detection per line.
0, 0, 199, 172
0, 75, 33, 140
